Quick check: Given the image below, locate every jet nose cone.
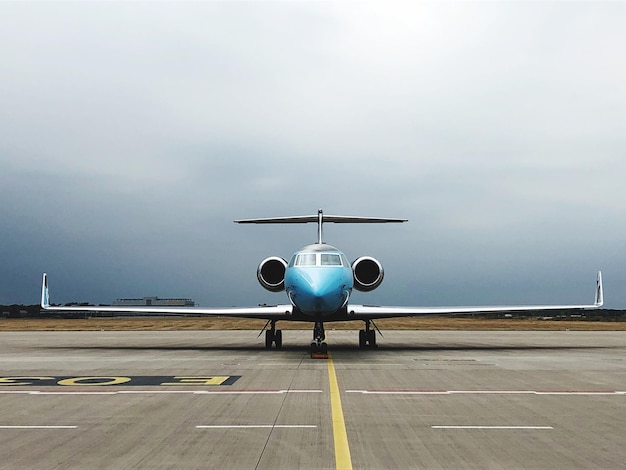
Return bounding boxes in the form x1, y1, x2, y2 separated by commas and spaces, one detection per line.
289, 271, 349, 314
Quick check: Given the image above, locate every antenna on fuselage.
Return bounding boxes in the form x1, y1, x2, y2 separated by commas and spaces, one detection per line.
234, 209, 408, 244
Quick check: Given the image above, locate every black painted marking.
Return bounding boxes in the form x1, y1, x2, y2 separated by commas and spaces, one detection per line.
0, 376, 241, 387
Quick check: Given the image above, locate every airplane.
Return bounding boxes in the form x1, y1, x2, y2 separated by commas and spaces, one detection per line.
41, 209, 604, 355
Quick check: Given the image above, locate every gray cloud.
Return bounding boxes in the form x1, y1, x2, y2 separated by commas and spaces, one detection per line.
1, 1, 624, 308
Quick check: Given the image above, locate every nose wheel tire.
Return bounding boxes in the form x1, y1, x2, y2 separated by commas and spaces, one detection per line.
310, 341, 328, 355
310, 321, 328, 356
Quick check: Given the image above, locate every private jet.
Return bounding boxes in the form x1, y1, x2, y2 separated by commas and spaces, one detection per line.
41, 209, 603, 355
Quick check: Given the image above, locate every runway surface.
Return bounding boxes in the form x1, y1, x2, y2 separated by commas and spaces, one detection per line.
0, 330, 624, 469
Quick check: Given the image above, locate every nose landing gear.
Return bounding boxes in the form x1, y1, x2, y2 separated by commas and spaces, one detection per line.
310, 321, 328, 358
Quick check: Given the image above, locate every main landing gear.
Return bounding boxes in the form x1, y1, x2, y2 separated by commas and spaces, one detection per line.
263, 319, 377, 354
359, 319, 377, 348
310, 321, 328, 356
264, 320, 282, 349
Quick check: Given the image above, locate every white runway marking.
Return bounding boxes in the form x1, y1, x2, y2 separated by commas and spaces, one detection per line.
0, 425, 78, 429
28, 391, 118, 395
432, 425, 553, 430
196, 425, 317, 429
347, 390, 626, 395
117, 389, 323, 395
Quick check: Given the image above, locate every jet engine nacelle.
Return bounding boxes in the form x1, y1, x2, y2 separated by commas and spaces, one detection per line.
352, 256, 384, 292
257, 256, 288, 292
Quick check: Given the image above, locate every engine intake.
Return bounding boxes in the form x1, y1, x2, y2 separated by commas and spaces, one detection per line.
257, 257, 288, 292
352, 256, 384, 292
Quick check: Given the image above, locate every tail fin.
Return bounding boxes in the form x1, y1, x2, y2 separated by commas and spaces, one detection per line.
41, 273, 50, 309
594, 271, 604, 307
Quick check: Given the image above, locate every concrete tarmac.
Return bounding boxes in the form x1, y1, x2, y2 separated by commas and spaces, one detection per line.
0, 330, 624, 469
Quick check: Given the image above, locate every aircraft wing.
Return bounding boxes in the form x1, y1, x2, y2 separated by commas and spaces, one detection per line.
348, 271, 604, 320
40, 274, 292, 320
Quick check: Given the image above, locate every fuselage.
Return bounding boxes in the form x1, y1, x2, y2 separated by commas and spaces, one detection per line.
284, 243, 353, 316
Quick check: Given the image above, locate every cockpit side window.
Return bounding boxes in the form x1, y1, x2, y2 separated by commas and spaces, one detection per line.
340, 253, 350, 267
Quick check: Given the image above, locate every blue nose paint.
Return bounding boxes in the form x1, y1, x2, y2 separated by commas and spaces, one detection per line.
285, 266, 353, 315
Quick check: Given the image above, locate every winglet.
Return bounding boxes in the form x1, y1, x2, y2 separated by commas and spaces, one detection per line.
594, 271, 604, 307
41, 273, 49, 309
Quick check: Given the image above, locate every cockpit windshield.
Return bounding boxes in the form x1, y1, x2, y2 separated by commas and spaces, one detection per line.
321, 254, 342, 266
290, 252, 347, 267
295, 253, 317, 266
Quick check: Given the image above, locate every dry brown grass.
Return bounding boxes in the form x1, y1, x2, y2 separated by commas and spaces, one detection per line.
0, 317, 624, 331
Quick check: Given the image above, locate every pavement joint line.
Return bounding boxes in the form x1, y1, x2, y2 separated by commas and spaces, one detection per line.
2, 389, 625, 395
327, 354, 352, 470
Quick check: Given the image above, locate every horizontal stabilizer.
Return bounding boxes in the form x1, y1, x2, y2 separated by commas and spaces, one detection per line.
234, 215, 407, 224
235, 209, 406, 244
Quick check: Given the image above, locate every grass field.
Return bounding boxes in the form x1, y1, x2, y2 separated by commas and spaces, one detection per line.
1, 317, 624, 331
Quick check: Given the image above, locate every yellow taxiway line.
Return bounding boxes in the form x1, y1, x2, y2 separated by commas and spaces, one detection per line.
327, 353, 353, 470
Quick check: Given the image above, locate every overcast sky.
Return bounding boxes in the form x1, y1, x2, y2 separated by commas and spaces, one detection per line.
1, 1, 625, 309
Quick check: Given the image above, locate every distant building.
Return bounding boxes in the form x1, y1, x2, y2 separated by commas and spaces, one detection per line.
113, 297, 195, 307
